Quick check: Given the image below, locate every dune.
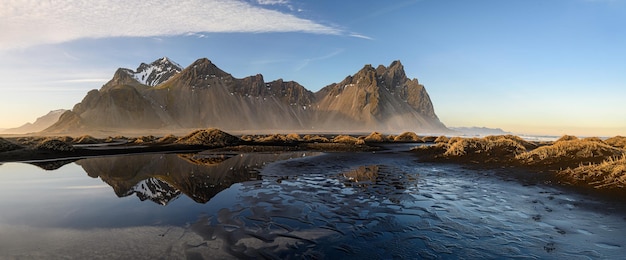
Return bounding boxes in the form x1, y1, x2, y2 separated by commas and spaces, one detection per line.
412, 134, 626, 194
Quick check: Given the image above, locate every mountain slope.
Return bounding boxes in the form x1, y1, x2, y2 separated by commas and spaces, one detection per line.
145, 58, 314, 129
314, 61, 445, 131
3, 109, 67, 134
44, 58, 447, 134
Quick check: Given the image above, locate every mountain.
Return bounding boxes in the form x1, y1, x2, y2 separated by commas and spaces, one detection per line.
451, 127, 510, 136
44, 58, 447, 134
3, 109, 68, 134
120, 57, 182, 87
314, 61, 444, 131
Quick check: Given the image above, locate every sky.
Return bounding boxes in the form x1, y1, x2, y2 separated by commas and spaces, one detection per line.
1, 0, 625, 136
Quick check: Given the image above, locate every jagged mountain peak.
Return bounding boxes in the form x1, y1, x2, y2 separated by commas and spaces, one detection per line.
120, 57, 183, 87
186, 58, 230, 77
100, 68, 144, 90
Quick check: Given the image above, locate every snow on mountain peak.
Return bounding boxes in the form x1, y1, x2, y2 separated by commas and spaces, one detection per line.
126, 178, 181, 205
123, 57, 183, 86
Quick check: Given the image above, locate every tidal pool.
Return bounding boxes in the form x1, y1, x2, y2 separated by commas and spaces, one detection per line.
0, 145, 624, 259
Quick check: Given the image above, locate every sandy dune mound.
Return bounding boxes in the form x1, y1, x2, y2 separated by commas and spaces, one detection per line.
605, 136, 626, 149
332, 135, 365, 145
156, 134, 178, 144
363, 132, 388, 143
445, 136, 527, 162
73, 135, 99, 144
176, 128, 240, 147
0, 138, 23, 152
35, 139, 75, 152
393, 132, 422, 142
559, 155, 626, 189
516, 138, 623, 168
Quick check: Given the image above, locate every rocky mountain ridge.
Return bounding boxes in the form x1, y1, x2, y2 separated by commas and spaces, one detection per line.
120, 57, 182, 87
44, 57, 447, 134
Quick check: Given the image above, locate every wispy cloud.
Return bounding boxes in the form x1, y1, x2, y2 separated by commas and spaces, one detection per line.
295, 49, 344, 71
256, 0, 290, 5
349, 33, 374, 40
0, 0, 341, 51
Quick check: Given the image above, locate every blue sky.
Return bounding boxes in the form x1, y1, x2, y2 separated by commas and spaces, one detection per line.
1, 0, 625, 136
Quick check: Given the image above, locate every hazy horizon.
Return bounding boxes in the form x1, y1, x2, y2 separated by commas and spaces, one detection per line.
1, 0, 625, 136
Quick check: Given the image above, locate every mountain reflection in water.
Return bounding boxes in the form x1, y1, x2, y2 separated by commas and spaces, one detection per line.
188, 163, 421, 259
76, 152, 316, 204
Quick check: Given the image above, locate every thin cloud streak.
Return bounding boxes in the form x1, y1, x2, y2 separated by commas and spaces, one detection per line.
0, 0, 341, 51
295, 49, 344, 71
349, 33, 374, 40
256, 0, 290, 5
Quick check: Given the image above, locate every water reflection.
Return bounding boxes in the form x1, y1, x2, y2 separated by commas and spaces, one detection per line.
29, 159, 78, 171
1, 148, 625, 259
187, 164, 423, 259
76, 152, 315, 204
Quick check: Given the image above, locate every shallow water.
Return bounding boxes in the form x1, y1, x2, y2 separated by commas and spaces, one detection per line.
0, 145, 624, 259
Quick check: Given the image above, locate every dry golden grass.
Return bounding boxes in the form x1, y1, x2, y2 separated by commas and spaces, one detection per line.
257, 134, 289, 143
421, 136, 437, 142
35, 138, 74, 152
285, 133, 301, 142
582, 137, 604, 143
0, 137, 22, 152
176, 128, 240, 146
54, 136, 74, 143
240, 135, 255, 142
394, 132, 421, 142
516, 139, 623, 168
364, 132, 386, 142
302, 134, 330, 143
484, 135, 538, 150
556, 135, 579, 142
73, 135, 99, 144
559, 155, 626, 189
333, 135, 365, 145
156, 134, 178, 144
133, 135, 156, 144
443, 136, 527, 160
605, 136, 626, 149
434, 136, 450, 143
15, 137, 44, 146
412, 135, 528, 164
413, 134, 626, 191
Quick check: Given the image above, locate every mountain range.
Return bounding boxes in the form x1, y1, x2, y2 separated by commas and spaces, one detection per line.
2, 109, 67, 134
40, 57, 447, 134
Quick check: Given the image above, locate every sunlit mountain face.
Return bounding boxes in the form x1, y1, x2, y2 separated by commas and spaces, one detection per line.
44, 58, 447, 135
